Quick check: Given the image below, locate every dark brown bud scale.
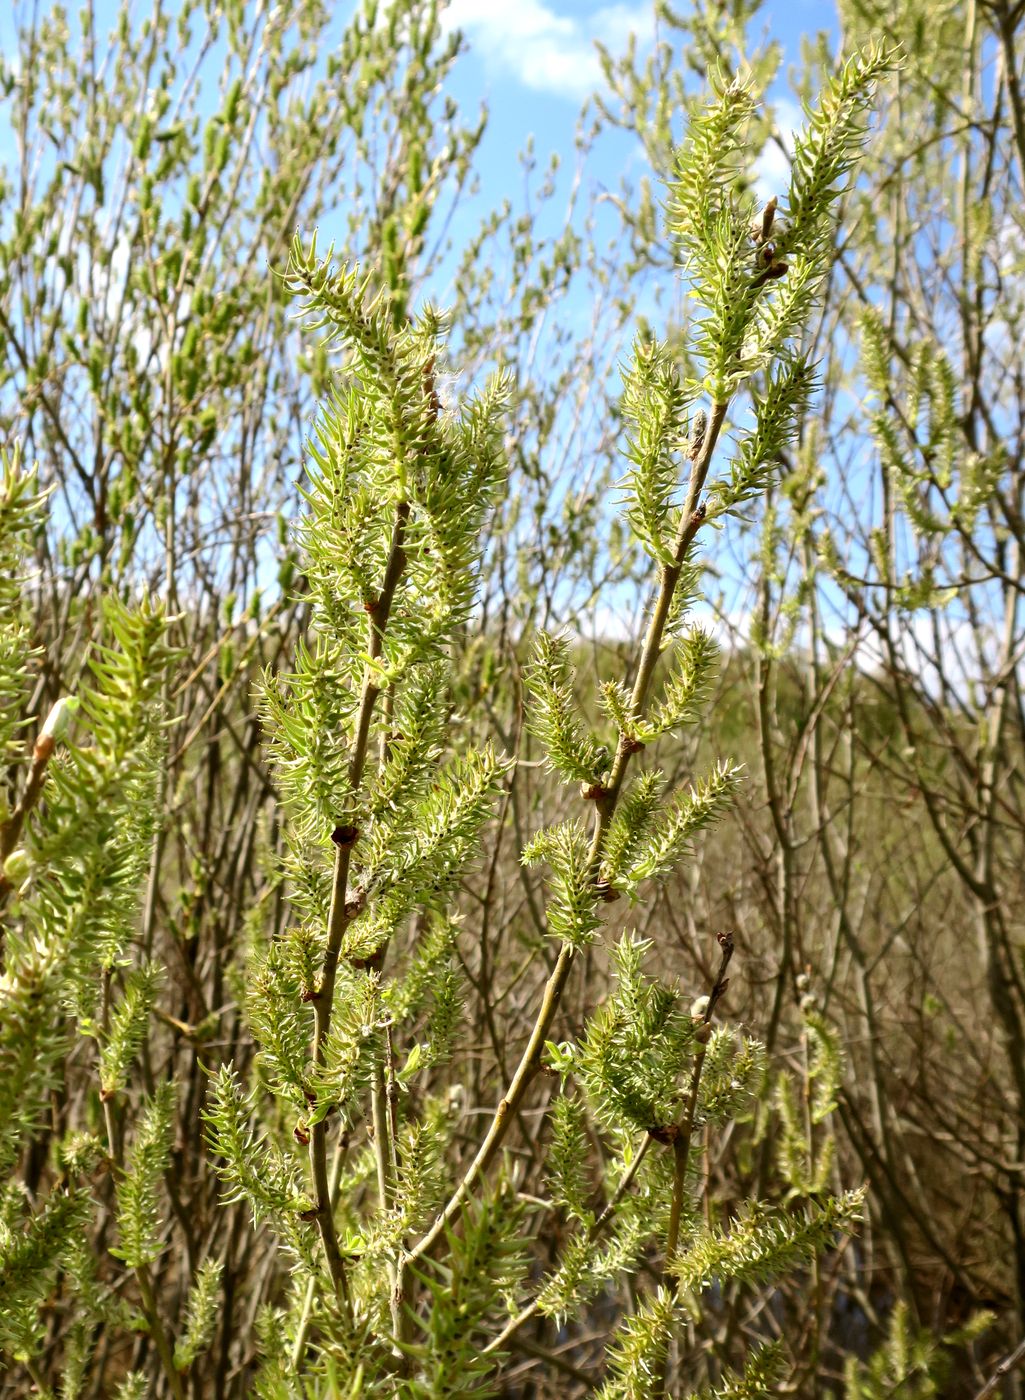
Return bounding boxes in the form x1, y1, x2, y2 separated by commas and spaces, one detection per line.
761, 195, 777, 241
688, 408, 708, 459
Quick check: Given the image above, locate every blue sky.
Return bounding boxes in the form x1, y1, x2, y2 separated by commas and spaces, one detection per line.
430, 0, 840, 301
438, 1, 837, 160
0, 2, 838, 185
0, 1, 837, 285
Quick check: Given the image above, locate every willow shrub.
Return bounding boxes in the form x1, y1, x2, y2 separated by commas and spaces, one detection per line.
1, 50, 893, 1398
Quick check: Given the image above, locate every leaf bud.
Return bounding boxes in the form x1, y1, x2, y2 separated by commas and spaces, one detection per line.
34, 695, 80, 760
40, 695, 80, 743
2, 848, 31, 885
760, 195, 777, 240
688, 409, 708, 460
446, 1083, 465, 1116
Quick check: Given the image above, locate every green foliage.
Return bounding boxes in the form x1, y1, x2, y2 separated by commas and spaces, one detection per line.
709, 355, 817, 519
0, 448, 47, 774
247, 937, 315, 1110
804, 1009, 842, 1124
666, 71, 762, 403
261, 241, 510, 962
0, 7, 967, 1395
403, 1194, 528, 1399
526, 630, 611, 784
619, 761, 742, 892
579, 934, 697, 1132
522, 819, 603, 948
781, 44, 897, 263
112, 1079, 176, 1268
697, 1028, 767, 1128
675, 1191, 864, 1290
619, 336, 695, 563
600, 769, 668, 888
205, 1064, 315, 1243
312, 968, 380, 1128
0, 1187, 91, 1360
774, 1001, 843, 1196
647, 630, 722, 737
594, 1288, 682, 1400
217, 49, 883, 1389
685, 1344, 786, 1399
535, 1201, 649, 1326
601, 629, 720, 748
0, 941, 68, 1178
856, 303, 1006, 608
351, 744, 508, 960
18, 596, 172, 1017
173, 1256, 225, 1372
547, 1095, 595, 1224
667, 44, 895, 403
113, 1377, 149, 1400
99, 962, 162, 1098
844, 1302, 994, 1398
775, 1068, 837, 1197
0, 458, 185, 1376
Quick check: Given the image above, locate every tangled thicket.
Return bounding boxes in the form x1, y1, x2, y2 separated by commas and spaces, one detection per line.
1, 1, 1024, 1397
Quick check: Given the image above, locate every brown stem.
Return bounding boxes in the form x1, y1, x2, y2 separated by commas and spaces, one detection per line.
0, 734, 55, 869
308, 500, 409, 1311
972, 1334, 1025, 1400
663, 931, 734, 1280
482, 1134, 654, 1359
994, 2, 1025, 193
97, 974, 184, 1400
292, 1132, 351, 1369
656, 931, 734, 1399
405, 402, 730, 1267
137, 1263, 187, 1400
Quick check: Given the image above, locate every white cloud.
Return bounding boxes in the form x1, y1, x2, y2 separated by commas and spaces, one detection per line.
442, 0, 653, 101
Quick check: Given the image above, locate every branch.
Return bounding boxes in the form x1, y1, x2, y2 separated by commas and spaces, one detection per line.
482, 1133, 654, 1360
973, 1335, 1025, 1399
308, 499, 410, 1311
662, 930, 735, 1282
405, 401, 730, 1267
